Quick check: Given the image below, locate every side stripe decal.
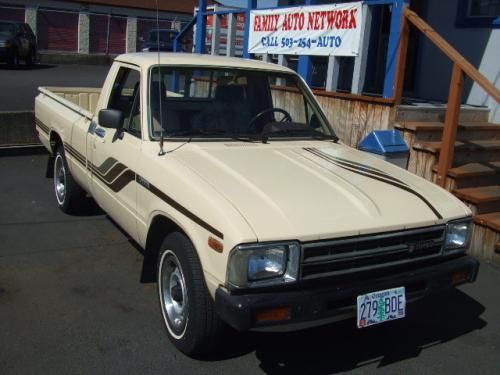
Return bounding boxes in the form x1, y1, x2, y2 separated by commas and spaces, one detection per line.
62, 141, 224, 239
304, 147, 443, 220
35, 118, 50, 135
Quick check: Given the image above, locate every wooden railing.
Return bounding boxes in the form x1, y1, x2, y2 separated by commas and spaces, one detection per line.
394, 8, 500, 188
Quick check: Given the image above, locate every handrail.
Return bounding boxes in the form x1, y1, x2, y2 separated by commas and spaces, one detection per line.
404, 8, 500, 103
394, 8, 500, 189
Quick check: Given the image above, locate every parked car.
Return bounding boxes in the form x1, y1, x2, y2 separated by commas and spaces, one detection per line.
35, 53, 479, 357
0, 21, 37, 67
141, 28, 178, 52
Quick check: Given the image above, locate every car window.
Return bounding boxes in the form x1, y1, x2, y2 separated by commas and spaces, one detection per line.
107, 67, 142, 137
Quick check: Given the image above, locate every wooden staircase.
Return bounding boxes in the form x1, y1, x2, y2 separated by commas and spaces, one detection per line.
395, 106, 500, 264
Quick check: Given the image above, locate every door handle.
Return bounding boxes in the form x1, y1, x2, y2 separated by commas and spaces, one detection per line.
95, 128, 106, 138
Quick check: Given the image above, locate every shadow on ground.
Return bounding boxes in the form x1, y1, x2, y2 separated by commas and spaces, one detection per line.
205, 288, 485, 374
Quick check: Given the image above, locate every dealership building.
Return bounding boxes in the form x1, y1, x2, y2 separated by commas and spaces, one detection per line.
0, 0, 196, 54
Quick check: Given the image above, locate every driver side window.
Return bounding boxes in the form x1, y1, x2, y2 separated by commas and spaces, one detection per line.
108, 67, 141, 137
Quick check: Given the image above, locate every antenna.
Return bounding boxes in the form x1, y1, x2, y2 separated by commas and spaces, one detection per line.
156, 0, 166, 156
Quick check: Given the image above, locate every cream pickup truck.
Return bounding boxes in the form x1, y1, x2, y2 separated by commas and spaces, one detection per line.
36, 53, 479, 356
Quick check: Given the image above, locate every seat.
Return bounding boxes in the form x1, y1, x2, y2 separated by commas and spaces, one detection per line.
191, 85, 251, 134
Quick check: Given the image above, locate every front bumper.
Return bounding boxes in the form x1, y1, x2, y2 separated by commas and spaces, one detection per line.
0, 47, 13, 60
215, 256, 479, 332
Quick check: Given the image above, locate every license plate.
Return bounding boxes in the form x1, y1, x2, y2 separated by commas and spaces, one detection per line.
357, 287, 406, 328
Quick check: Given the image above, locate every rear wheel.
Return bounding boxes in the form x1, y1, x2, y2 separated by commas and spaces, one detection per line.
53, 146, 85, 213
157, 232, 223, 356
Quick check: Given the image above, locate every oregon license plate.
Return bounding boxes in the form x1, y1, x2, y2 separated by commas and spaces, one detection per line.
357, 287, 406, 328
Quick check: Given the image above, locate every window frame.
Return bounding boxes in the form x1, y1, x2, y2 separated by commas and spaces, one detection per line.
146, 64, 337, 142
106, 65, 143, 139
456, 0, 500, 28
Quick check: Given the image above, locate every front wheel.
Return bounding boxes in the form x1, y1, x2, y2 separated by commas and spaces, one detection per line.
157, 232, 223, 356
53, 147, 85, 213
7, 50, 19, 68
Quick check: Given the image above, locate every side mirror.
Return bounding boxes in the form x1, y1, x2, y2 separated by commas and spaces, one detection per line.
98, 109, 123, 129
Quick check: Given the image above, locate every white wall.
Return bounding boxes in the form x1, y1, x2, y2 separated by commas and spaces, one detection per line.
413, 0, 499, 122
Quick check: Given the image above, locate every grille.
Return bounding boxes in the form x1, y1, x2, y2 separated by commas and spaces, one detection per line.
300, 226, 446, 280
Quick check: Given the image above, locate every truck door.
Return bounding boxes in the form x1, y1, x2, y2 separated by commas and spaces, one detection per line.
90, 65, 142, 240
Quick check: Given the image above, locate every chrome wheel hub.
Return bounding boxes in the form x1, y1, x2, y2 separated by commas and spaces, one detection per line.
160, 251, 188, 335
54, 154, 66, 204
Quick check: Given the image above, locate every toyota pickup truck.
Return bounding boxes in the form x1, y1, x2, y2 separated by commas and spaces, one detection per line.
35, 53, 479, 356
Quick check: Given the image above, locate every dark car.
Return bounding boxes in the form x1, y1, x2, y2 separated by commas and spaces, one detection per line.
0, 21, 37, 67
141, 29, 178, 52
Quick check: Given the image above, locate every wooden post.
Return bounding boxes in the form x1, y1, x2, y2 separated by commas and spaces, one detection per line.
436, 63, 465, 187
393, 10, 410, 105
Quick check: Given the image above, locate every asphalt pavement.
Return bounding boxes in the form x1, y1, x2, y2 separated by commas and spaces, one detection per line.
1, 154, 500, 375
0, 63, 109, 111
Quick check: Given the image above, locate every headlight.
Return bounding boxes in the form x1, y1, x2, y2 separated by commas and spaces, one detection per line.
227, 242, 300, 288
445, 219, 472, 252
0, 40, 8, 48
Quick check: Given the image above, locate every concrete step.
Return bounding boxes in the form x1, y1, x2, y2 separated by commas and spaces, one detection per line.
453, 186, 500, 214
413, 140, 500, 166
396, 104, 490, 123
395, 121, 500, 142
431, 162, 500, 189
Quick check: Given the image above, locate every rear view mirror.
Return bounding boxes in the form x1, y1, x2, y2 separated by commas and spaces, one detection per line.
98, 109, 123, 129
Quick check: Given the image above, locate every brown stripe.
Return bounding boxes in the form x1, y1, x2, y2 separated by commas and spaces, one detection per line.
91, 163, 127, 183
304, 148, 443, 220
35, 118, 49, 134
137, 174, 224, 239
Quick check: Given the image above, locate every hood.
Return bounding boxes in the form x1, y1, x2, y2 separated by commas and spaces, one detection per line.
172, 141, 469, 242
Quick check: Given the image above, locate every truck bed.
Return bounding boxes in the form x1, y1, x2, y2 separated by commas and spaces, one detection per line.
39, 86, 101, 117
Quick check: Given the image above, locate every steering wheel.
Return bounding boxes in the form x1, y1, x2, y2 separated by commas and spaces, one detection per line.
248, 108, 292, 133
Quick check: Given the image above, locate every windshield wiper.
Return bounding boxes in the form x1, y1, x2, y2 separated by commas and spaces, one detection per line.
166, 129, 228, 137
263, 128, 338, 142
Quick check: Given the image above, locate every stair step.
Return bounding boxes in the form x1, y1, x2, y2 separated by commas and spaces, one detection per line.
396, 104, 490, 123
396, 121, 500, 142
453, 186, 500, 214
396, 121, 500, 132
431, 162, 500, 188
413, 140, 500, 165
445, 161, 500, 178
474, 212, 500, 232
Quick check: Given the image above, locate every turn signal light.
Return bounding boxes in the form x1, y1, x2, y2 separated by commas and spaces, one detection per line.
451, 270, 469, 285
208, 236, 223, 253
255, 307, 291, 323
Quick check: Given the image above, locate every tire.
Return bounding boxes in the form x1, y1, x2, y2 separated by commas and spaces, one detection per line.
25, 50, 34, 66
7, 50, 19, 68
157, 232, 223, 356
53, 146, 85, 213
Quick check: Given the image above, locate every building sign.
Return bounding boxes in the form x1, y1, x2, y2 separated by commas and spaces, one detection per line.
248, 2, 362, 56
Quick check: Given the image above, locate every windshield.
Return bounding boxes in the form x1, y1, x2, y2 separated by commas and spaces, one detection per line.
148, 66, 336, 141
148, 30, 176, 43
0, 23, 15, 36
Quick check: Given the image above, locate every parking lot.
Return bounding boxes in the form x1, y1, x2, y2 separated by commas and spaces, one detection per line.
1, 62, 500, 374
1, 152, 500, 375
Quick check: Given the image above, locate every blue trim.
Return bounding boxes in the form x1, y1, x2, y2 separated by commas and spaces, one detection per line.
195, 0, 208, 54
173, 16, 197, 52
383, 0, 409, 99
297, 0, 317, 84
456, 0, 500, 28
243, 0, 257, 59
